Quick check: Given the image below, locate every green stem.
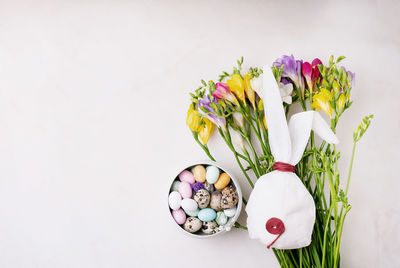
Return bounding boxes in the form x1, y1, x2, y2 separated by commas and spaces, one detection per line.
192, 131, 216, 161
233, 151, 254, 188
300, 248, 303, 268
234, 222, 248, 230
240, 105, 268, 155
321, 205, 334, 268
345, 141, 357, 195
244, 136, 262, 178
218, 128, 254, 188
333, 206, 351, 268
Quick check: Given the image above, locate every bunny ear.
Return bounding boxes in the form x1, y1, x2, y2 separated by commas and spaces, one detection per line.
262, 67, 291, 162
289, 111, 339, 165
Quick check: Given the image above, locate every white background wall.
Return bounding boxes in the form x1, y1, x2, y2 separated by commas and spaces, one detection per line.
0, 0, 399, 267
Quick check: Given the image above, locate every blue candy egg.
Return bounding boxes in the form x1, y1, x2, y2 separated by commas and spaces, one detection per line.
198, 208, 217, 222
206, 166, 220, 184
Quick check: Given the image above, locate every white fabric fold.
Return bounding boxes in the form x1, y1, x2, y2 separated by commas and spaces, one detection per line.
262, 67, 291, 163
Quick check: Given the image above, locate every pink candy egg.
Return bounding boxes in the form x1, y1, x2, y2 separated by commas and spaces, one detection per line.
178, 181, 192, 198
178, 170, 195, 184
172, 208, 186, 225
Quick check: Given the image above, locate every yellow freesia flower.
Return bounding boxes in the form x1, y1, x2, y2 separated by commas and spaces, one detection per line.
320, 88, 333, 101
198, 118, 214, 144
263, 115, 268, 130
312, 91, 333, 118
258, 99, 264, 111
244, 74, 256, 108
186, 104, 201, 131
336, 93, 346, 111
227, 74, 246, 105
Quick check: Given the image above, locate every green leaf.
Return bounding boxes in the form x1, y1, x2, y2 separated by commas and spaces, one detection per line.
329, 55, 334, 66
336, 56, 346, 63
199, 106, 209, 114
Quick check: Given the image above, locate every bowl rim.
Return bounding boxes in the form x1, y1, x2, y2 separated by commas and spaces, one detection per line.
167, 160, 243, 238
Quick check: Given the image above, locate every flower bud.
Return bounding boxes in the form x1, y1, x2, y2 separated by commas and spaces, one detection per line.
244, 74, 256, 108
336, 93, 346, 113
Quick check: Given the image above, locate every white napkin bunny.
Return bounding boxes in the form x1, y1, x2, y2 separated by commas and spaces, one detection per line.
246, 67, 339, 250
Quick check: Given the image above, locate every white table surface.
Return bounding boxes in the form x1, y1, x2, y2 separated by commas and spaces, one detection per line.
0, 0, 399, 267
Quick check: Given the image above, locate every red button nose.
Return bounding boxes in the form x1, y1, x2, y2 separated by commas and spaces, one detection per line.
265, 217, 285, 249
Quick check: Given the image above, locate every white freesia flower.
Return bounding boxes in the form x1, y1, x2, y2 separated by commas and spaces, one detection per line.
279, 82, 293, 104
250, 73, 293, 104
250, 74, 264, 96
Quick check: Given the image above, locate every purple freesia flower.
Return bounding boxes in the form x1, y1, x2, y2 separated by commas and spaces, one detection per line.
198, 95, 226, 130
273, 54, 302, 89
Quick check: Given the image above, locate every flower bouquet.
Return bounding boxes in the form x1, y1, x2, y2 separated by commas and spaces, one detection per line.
185, 55, 372, 267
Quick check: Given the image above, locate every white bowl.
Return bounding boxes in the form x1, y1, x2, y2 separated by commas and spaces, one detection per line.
167, 160, 243, 238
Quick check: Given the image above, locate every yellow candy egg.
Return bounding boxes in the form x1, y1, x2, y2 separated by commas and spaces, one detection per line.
214, 173, 231, 190
193, 165, 206, 182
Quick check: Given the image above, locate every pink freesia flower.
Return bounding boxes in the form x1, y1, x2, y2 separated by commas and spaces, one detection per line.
213, 82, 238, 104
311, 58, 322, 81
302, 58, 322, 91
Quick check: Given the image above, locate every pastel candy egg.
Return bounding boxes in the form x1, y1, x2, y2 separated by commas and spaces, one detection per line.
201, 221, 218, 234
221, 185, 239, 209
214, 173, 231, 190
210, 191, 222, 211
216, 211, 228, 226
193, 165, 206, 182
186, 208, 200, 217
181, 198, 198, 212
224, 206, 237, 217
179, 170, 195, 184
193, 189, 210, 209
198, 208, 217, 222
206, 166, 220, 184
171, 181, 180, 192
172, 208, 186, 225
168, 191, 182, 210
183, 217, 202, 233
178, 181, 192, 198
